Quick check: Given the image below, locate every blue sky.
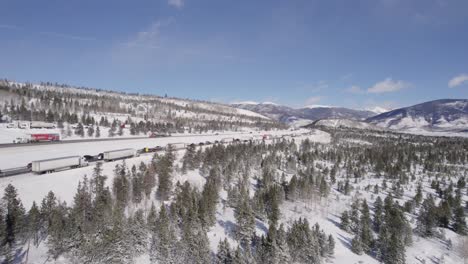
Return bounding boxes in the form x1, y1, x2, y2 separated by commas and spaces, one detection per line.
0, 0, 467, 109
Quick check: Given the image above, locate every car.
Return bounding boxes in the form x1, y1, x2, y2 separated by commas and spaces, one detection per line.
205, 141, 211, 145
198, 142, 205, 146
189, 143, 196, 147
214, 140, 220, 144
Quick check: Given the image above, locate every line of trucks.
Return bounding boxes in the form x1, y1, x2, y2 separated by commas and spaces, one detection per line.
0, 142, 191, 177
7, 121, 56, 129
0, 132, 309, 177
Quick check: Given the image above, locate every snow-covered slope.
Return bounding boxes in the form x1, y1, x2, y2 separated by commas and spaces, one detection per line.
366, 99, 468, 133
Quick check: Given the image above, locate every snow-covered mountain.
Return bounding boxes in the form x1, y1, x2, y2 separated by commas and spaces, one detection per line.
309, 118, 383, 130
232, 102, 376, 124
366, 99, 468, 132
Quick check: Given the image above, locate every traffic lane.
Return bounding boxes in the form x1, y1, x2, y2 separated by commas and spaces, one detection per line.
0, 131, 266, 169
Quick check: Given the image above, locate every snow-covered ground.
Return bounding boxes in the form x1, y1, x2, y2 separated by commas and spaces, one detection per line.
1, 127, 466, 264
0, 129, 318, 208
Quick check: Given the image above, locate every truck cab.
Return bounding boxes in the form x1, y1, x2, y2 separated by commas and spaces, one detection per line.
13, 137, 30, 144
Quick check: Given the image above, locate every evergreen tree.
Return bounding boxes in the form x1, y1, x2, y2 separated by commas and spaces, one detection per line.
453, 206, 467, 235
95, 126, 100, 138
340, 210, 350, 231
416, 196, 437, 237
360, 200, 374, 253
351, 234, 363, 255
150, 205, 176, 263
3, 184, 26, 247
235, 190, 255, 248
216, 238, 233, 264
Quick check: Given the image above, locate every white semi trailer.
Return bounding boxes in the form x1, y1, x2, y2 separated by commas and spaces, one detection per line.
167, 143, 186, 150
32, 156, 88, 174
103, 148, 137, 161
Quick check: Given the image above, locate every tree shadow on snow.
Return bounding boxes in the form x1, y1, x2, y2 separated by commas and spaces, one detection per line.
255, 219, 268, 234
327, 216, 342, 229
336, 233, 352, 251
218, 219, 237, 240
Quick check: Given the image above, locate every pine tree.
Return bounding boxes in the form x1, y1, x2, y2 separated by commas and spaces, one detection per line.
150, 205, 176, 263
199, 169, 220, 227
374, 196, 383, 232
216, 238, 233, 264
87, 126, 94, 137
417, 195, 437, 237
235, 191, 255, 248
27, 202, 41, 246
113, 162, 130, 208
95, 126, 100, 138
453, 206, 467, 235
3, 184, 26, 247
351, 234, 363, 255
360, 200, 374, 253
340, 210, 350, 231
328, 234, 335, 257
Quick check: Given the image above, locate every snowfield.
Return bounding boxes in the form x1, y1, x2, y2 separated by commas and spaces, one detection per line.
0, 126, 466, 264
0, 128, 317, 208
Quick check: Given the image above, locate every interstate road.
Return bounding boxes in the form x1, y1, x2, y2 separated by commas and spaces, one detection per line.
0, 130, 289, 169
0, 132, 256, 149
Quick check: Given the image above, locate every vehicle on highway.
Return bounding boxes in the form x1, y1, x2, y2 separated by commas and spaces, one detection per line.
30, 121, 56, 129
221, 138, 234, 143
103, 148, 138, 161
0, 166, 31, 177
31, 156, 88, 174
168, 143, 186, 149
148, 132, 171, 138
83, 154, 104, 162
13, 133, 60, 144
205, 141, 211, 145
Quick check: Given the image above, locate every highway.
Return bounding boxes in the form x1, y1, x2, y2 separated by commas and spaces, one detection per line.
0, 132, 248, 149
0, 130, 290, 169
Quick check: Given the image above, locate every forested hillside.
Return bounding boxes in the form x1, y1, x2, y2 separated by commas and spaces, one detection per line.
0, 128, 466, 263
0, 79, 283, 136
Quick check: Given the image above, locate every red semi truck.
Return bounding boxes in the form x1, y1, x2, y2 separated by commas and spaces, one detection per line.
13, 133, 60, 144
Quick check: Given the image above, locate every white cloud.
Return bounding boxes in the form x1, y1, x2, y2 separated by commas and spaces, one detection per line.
168, 0, 184, 9
123, 20, 172, 49
345, 85, 364, 94
367, 78, 409, 93
448, 73, 468, 88
305, 96, 323, 105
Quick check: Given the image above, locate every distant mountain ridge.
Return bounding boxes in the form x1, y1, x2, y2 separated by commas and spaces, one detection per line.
366, 99, 468, 132
232, 102, 377, 124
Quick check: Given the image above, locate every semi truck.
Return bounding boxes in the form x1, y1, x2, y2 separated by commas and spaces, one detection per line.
103, 148, 137, 161
221, 138, 234, 143
167, 143, 186, 150
13, 133, 60, 144
30, 121, 56, 129
31, 156, 88, 174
